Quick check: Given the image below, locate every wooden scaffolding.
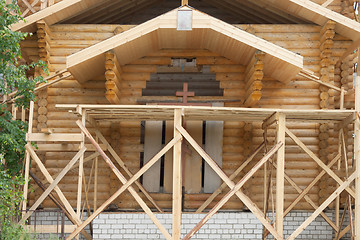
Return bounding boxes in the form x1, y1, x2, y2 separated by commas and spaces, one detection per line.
10, 0, 360, 239
19, 103, 360, 240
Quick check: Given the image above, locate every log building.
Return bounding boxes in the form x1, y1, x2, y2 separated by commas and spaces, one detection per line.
9, 0, 360, 239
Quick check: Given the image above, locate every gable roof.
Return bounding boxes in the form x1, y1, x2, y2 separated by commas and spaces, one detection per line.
67, 6, 303, 84
11, 0, 360, 43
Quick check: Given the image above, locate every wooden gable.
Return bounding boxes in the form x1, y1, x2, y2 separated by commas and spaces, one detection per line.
66, 6, 303, 84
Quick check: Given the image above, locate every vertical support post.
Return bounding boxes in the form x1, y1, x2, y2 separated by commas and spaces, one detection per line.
354, 50, 360, 240
22, 101, 34, 215
181, 0, 188, 5
340, 87, 345, 110
76, 110, 86, 238
276, 113, 286, 238
172, 109, 183, 240
94, 136, 99, 211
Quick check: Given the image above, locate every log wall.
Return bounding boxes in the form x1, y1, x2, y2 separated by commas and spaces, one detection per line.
22, 23, 353, 211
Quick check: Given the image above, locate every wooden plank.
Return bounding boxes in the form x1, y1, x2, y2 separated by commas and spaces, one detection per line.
143, 121, 163, 192
26, 133, 82, 142
22, 101, 34, 214
56, 104, 354, 122
204, 108, 224, 193
94, 136, 99, 211
276, 113, 286, 237
285, 128, 355, 198
20, 147, 86, 223
176, 125, 282, 239
355, 69, 360, 240
163, 120, 174, 193
185, 121, 203, 193
183, 142, 282, 240
172, 109, 182, 240
76, 112, 86, 228
288, 172, 356, 240
196, 142, 264, 213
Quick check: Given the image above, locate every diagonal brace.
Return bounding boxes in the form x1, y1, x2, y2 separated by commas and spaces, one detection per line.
20, 146, 86, 224
285, 127, 355, 198
67, 134, 180, 240
71, 120, 176, 240
25, 144, 92, 240
184, 142, 281, 239
287, 172, 356, 240
176, 125, 283, 240
94, 128, 163, 213
196, 142, 265, 213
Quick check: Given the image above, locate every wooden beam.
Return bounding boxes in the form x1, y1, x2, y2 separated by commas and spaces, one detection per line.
262, 112, 277, 130
354, 55, 360, 239
298, 69, 344, 93
285, 128, 355, 198
76, 111, 86, 234
22, 101, 34, 214
276, 113, 286, 237
176, 125, 282, 239
25, 144, 92, 240
196, 142, 265, 213
183, 142, 281, 240
26, 133, 83, 142
20, 147, 86, 224
336, 112, 355, 130
94, 136, 99, 211
288, 172, 356, 240
172, 109, 183, 240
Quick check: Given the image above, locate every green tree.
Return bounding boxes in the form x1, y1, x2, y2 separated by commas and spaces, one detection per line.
0, 0, 46, 238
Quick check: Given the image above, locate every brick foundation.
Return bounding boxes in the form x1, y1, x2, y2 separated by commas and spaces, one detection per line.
92, 211, 336, 239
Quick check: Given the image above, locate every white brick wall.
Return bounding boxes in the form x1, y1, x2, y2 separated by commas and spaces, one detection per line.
92, 211, 336, 240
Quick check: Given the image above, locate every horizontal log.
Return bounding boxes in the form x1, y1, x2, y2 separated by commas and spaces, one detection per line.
26, 133, 82, 142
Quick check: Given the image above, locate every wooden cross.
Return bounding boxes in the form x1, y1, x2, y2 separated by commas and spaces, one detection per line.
176, 82, 194, 104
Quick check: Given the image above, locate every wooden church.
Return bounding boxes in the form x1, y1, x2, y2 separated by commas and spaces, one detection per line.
10, 0, 360, 239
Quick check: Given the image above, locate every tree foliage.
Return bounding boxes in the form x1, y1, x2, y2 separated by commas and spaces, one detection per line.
0, 0, 47, 238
